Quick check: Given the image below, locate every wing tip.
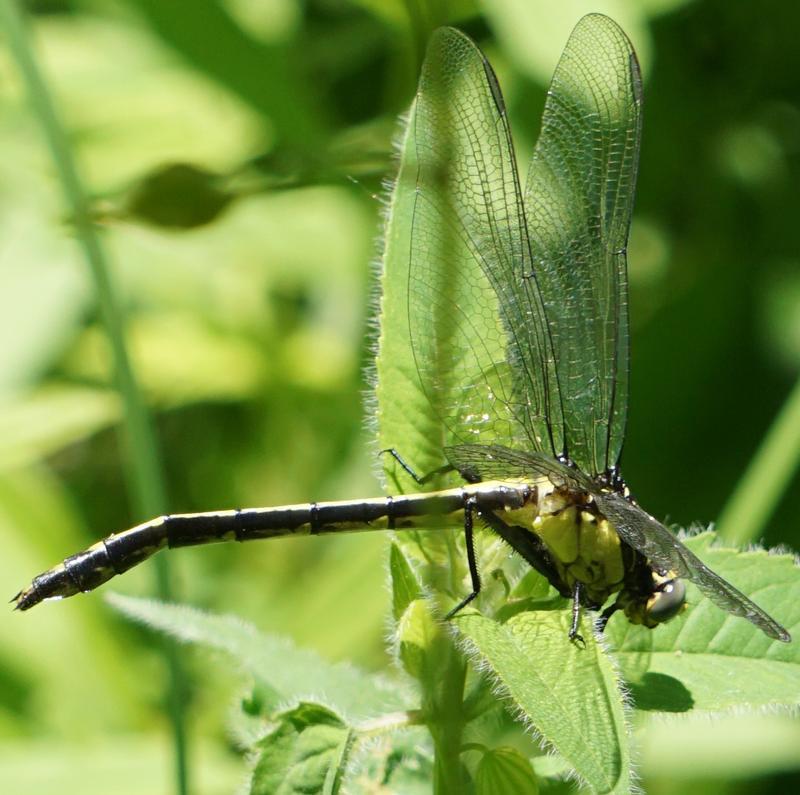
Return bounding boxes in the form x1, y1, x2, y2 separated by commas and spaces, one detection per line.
774, 626, 792, 643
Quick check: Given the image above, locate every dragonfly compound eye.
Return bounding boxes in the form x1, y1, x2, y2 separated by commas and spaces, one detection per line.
645, 576, 687, 625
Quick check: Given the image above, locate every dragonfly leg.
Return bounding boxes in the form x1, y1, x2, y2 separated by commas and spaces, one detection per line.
596, 602, 619, 633
378, 448, 453, 485
569, 582, 586, 647
444, 496, 481, 619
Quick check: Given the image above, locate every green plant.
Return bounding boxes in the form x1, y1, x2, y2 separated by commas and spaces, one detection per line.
106, 19, 799, 793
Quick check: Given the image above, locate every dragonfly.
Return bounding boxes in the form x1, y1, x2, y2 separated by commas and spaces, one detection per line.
13, 14, 790, 644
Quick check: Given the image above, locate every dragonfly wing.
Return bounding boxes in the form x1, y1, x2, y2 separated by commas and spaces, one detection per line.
404, 27, 564, 455
445, 443, 590, 490
524, 14, 642, 476
594, 490, 791, 642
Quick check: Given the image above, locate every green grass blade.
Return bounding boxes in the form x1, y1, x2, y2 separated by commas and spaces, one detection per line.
716, 373, 800, 544
0, 3, 187, 792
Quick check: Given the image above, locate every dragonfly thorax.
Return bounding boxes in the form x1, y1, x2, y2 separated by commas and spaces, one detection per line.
494, 480, 689, 629
499, 480, 627, 607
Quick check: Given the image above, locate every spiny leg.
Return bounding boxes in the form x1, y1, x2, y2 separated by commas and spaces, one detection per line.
379, 450, 481, 619
569, 582, 586, 647
444, 496, 481, 619
379, 448, 453, 486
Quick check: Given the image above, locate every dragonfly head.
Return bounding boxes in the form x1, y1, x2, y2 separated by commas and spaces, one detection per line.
623, 569, 687, 628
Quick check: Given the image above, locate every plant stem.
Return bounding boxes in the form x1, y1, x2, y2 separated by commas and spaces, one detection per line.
0, 3, 189, 793
716, 373, 800, 545
429, 646, 467, 794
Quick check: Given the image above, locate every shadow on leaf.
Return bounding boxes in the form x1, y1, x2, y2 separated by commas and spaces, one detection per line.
628, 672, 694, 713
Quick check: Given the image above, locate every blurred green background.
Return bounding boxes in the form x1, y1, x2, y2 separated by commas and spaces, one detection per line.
1, 0, 798, 793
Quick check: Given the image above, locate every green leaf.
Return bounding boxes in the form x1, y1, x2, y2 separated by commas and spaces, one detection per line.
129, 0, 324, 154
249, 702, 353, 795
455, 610, 630, 794
607, 532, 800, 713
530, 753, 573, 782
107, 594, 410, 718
332, 725, 435, 795
0, 121, 90, 397
123, 162, 232, 228
0, 385, 119, 472
638, 712, 800, 780
475, 746, 539, 795
374, 79, 458, 490
390, 542, 423, 622
396, 597, 446, 682
0, 735, 240, 795
66, 314, 267, 407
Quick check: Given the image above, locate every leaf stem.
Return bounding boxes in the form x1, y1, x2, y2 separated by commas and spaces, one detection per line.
428, 647, 467, 794
716, 373, 800, 545
0, 3, 189, 793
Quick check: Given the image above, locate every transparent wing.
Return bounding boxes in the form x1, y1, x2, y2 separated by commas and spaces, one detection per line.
407, 26, 564, 456
593, 490, 791, 642
446, 444, 790, 642
524, 14, 642, 476
444, 443, 590, 491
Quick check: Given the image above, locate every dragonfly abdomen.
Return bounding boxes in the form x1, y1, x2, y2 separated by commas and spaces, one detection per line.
13, 481, 533, 611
